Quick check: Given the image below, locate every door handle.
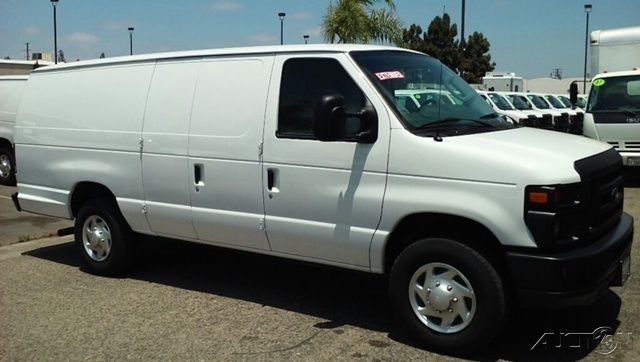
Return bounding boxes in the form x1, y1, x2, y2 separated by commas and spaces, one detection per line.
194, 164, 205, 188
267, 168, 279, 193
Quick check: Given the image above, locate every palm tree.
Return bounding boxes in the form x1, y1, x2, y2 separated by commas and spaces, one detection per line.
322, 0, 403, 45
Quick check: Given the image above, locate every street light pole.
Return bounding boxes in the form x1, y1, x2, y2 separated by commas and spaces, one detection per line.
583, 4, 592, 94
128, 27, 134, 55
303, 35, 309, 44
459, 0, 466, 76
278, 12, 286, 45
51, 0, 59, 64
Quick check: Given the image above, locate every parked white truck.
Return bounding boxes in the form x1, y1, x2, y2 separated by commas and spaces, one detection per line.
577, 69, 640, 169
0, 75, 29, 186
476, 91, 540, 127
572, 26, 640, 171
12, 45, 633, 353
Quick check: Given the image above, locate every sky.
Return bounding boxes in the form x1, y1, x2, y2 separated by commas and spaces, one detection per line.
1, 0, 638, 79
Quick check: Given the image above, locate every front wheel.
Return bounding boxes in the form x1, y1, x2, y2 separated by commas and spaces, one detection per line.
0, 147, 16, 186
389, 238, 508, 353
74, 199, 135, 276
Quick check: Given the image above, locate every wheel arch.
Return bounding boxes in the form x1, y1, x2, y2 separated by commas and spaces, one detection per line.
70, 182, 117, 217
0, 138, 12, 150
383, 212, 508, 276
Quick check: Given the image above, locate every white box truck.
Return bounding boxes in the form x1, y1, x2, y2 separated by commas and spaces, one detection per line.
573, 26, 640, 171
0, 75, 29, 186
590, 26, 640, 76
12, 45, 633, 353
578, 69, 640, 169
481, 72, 524, 92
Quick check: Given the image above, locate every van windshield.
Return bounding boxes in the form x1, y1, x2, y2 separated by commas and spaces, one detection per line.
488, 93, 515, 110
556, 95, 573, 108
350, 50, 514, 136
527, 95, 550, 109
544, 95, 566, 108
507, 94, 531, 110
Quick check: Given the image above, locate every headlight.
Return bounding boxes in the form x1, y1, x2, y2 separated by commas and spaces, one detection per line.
524, 183, 582, 249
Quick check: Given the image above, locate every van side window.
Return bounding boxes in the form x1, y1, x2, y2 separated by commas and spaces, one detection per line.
277, 58, 366, 140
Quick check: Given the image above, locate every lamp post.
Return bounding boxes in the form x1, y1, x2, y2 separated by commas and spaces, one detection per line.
303, 35, 309, 44
459, 0, 466, 76
583, 4, 592, 94
278, 12, 286, 45
128, 27, 134, 55
51, 0, 59, 64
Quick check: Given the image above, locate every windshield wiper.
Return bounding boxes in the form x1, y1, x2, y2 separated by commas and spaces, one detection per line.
416, 117, 496, 130
594, 107, 640, 116
479, 112, 503, 120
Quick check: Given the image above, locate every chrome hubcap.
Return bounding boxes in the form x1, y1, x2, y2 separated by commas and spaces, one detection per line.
0, 154, 10, 179
409, 262, 476, 334
82, 215, 112, 262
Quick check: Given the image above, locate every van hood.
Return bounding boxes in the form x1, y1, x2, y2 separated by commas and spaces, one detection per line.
390, 127, 613, 185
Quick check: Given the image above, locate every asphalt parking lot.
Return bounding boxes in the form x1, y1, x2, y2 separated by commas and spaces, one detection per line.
0, 186, 73, 246
1, 184, 639, 361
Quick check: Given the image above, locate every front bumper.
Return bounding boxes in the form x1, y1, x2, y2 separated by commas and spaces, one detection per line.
506, 212, 633, 309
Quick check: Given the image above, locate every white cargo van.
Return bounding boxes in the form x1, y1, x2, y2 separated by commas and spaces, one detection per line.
12, 45, 633, 353
502, 93, 554, 130
477, 90, 541, 127
0, 75, 28, 186
514, 93, 571, 132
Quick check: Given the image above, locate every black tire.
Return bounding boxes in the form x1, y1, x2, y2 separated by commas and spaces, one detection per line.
0, 146, 16, 186
389, 238, 508, 353
74, 198, 135, 276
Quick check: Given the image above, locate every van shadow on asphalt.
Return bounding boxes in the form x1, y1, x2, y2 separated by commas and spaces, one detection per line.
24, 238, 623, 361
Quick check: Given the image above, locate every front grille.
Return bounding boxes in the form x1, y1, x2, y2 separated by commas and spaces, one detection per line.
520, 116, 539, 128
623, 141, 640, 151
554, 113, 570, 132
607, 141, 620, 150
539, 114, 554, 130
569, 113, 584, 135
574, 149, 624, 242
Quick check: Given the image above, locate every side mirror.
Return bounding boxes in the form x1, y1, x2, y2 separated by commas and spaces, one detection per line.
314, 94, 345, 141
569, 82, 578, 108
314, 94, 378, 144
353, 103, 378, 144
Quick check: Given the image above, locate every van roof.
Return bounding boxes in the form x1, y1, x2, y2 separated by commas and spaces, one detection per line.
31, 44, 418, 74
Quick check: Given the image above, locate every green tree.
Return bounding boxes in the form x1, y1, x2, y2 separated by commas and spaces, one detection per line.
402, 14, 460, 72
422, 14, 460, 72
460, 31, 496, 83
402, 24, 428, 53
322, 0, 403, 45
402, 14, 495, 84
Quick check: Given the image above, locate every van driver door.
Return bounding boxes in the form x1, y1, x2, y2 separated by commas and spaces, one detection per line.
261, 54, 390, 268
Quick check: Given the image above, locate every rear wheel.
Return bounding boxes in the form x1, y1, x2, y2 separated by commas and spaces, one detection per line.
389, 238, 508, 353
74, 199, 135, 276
0, 147, 16, 186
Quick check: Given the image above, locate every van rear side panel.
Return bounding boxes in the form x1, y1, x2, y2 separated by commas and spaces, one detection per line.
0, 76, 28, 144
15, 63, 155, 226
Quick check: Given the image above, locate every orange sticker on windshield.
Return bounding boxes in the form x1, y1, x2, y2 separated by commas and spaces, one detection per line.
375, 71, 405, 81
